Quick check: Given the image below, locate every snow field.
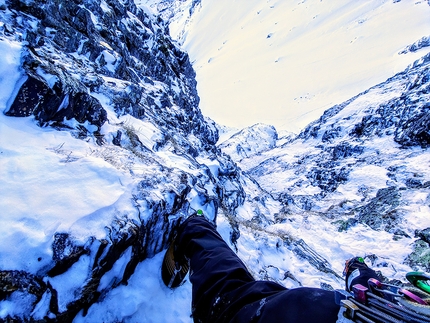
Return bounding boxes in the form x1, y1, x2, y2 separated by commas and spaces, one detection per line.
168, 0, 430, 132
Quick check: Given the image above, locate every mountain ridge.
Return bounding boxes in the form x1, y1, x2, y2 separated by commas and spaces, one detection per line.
223, 50, 430, 275
0, 0, 429, 321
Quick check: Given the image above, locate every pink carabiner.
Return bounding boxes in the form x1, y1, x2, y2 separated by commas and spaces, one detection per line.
399, 288, 428, 305
368, 278, 383, 289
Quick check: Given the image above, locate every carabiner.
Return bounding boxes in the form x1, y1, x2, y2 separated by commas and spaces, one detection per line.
406, 272, 430, 294
367, 278, 428, 305
398, 288, 428, 305
368, 278, 402, 298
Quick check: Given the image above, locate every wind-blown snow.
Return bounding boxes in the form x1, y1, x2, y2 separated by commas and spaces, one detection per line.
166, 0, 430, 132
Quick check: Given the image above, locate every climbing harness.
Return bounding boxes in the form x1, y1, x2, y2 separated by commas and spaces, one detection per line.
336, 275, 430, 323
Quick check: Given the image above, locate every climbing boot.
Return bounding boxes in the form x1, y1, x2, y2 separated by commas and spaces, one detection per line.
161, 210, 204, 288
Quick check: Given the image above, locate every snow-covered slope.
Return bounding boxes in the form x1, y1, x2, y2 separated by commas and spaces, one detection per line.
218, 123, 278, 161
0, 0, 241, 321
159, 0, 430, 132
1, 0, 430, 322
218, 123, 294, 163
231, 52, 430, 277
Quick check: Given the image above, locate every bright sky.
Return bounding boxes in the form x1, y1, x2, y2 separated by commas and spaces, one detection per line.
169, 0, 430, 132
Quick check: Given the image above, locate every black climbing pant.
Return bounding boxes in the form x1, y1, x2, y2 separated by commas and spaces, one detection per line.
175, 216, 361, 323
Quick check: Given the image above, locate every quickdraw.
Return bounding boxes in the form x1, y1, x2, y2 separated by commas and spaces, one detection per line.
367, 278, 428, 306
335, 276, 430, 323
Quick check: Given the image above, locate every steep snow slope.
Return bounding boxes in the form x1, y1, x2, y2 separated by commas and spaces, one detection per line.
217, 123, 297, 162
227, 52, 430, 277
150, 0, 430, 132
1, 0, 430, 322
218, 123, 278, 161
0, 0, 242, 321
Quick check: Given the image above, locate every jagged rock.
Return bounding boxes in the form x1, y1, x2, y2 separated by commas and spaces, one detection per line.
297, 94, 359, 141
306, 165, 349, 193
112, 130, 122, 146
5, 0, 218, 151
404, 239, 430, 272
5, 75, 49, 117
291, 239, 341, 279
405, 177, 430, 189
332, 218, 359, 232
399, 35, 430, 54
0, 270, 54, 319
392, 228, 411, 240
5, 71, 107, 135
283, 271, 302, 286
394, 108, 430, 148
415, 227, 430, 244
321, 125, 342, 143
347, 63, 430, 146
0, 271, 46, 302
111, 84, 144, 118
47, 233, 89, 277
229, 221, 241, 251
19, 197, 190, 321
330, 142, 364, 160
350, 114, 385, 138
278, 193, 314, 211
357, 187, 402, 231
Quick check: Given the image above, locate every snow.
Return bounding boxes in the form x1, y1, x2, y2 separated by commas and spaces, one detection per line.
73, 252, 193, 323
98, 247, 133, 291
167, 0, 430, 132
337, 164, 390, 201
0, 35, 196, 321
1, 2, 430, 322
101, 50, 117, 72
36, 66, 59, 88
0, 39, 23, 107
49, 255, 92, 312
0, 292, 37, 320
100, 0, 111, 13
0, 116, 129, 236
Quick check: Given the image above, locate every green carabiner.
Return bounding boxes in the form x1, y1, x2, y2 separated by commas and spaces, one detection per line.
406, 272, 430, 294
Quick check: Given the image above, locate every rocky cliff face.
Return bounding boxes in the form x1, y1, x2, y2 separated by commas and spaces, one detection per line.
1, 0, 430, 321
0, 0, 245, 321
5, 0, 214, 150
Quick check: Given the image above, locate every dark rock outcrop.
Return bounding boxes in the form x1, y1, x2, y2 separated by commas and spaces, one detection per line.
356, 187, 402, 231
5, 0, 218, 150
405, 228, 430, 272
399, 35, 430, 55
5, 74, 107, 136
